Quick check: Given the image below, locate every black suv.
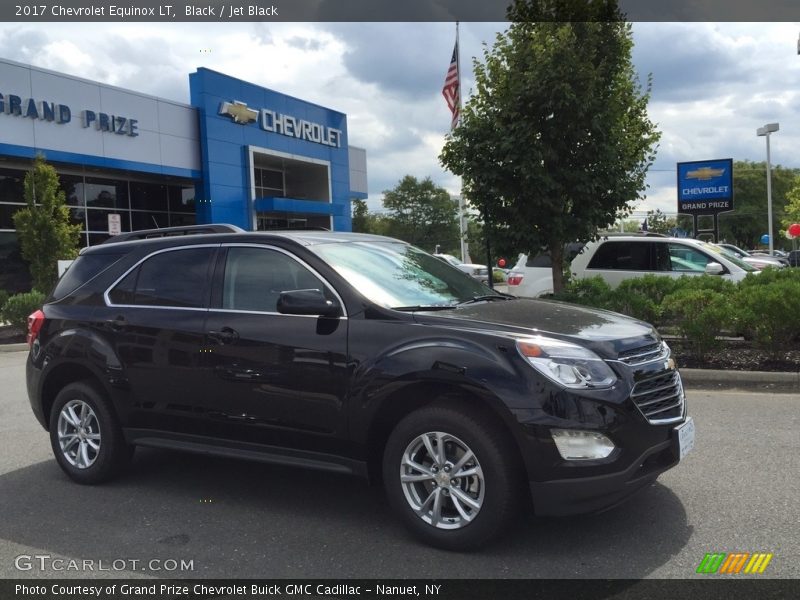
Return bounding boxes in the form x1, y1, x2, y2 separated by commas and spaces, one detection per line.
26, 225, 694, 549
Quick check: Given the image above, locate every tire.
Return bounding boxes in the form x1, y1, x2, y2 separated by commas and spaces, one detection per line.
382, 402, 523, 550
48, 380, 132, 484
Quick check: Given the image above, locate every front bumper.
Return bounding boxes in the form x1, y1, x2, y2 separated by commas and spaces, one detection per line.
530, 426, 683, 516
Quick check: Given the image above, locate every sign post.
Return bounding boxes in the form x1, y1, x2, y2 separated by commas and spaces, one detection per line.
108, 213, 122, 236
676, 159, 734, 242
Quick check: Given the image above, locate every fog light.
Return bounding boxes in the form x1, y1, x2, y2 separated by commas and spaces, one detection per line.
551, 429, 615, 460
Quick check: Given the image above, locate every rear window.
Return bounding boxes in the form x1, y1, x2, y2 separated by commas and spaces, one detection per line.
588, 241, 652, 271
108, 247, 215, 308
524, 243, 585, 268
51, 253, 125, 301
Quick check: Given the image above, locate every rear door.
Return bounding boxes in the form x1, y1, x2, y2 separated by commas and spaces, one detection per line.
101, 245, 217, 435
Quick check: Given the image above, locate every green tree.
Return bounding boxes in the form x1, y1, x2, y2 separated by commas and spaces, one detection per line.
351, 198, 371, 232
645, 209, 677, 235
440, 0, 660, 292
780, 173, 800, 232
718, 160, 798, 249
12, 156, 81, 292
381, 175, 459, 253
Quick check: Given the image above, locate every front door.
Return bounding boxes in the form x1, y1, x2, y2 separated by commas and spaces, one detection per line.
202, 245, 349, 454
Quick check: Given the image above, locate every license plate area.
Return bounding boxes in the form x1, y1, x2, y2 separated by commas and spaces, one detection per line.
675, 416, 695, 460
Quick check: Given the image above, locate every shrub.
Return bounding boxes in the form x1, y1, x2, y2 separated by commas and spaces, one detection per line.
610, 275, 679, 325
1, 290, 46, 331
739, 266, 800, 288
552, 276, 614, 310
0, 290, 8, 314
661, 289, 731, 360
672, 274, 737, 295
493, 268, 506, 284
734, 279, 800, 352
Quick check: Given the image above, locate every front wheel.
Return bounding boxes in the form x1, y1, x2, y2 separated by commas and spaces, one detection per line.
49, 380, 132, 484
383, 403, 523, 550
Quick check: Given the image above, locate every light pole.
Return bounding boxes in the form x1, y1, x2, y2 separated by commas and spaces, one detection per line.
757, 122, 779, 256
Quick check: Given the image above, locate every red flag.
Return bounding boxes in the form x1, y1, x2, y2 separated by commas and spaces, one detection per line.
442, 40, 460, 129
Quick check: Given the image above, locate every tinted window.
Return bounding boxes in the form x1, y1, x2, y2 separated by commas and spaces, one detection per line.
222, 247, 328, 312
525, 243, 584, 268
51, 253, 125, 300
109, 247, 214, 308
587, 241, 652, 271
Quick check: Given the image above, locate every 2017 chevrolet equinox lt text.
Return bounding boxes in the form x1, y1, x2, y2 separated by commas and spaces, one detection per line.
26, 225, 695, 550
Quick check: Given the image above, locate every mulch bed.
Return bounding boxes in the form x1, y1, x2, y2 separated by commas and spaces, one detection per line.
667, 338, 800, 372
0, 325, 25, 345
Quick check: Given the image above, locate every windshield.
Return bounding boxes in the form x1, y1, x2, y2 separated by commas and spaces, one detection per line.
311, 241, 495, 308
703, 242, 757, 272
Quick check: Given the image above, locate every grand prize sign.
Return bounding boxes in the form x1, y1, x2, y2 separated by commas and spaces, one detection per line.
677, 158, 734, 214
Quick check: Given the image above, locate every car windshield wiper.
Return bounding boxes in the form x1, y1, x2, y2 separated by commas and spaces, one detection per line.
392, 305, 458, 312
456, 294, 516, 306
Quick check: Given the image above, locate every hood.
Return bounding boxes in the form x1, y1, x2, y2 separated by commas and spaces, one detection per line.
411, 298, 658, 359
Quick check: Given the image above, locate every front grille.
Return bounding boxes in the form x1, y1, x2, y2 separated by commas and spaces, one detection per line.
617, 342, 668, 366
630, 370, 684, 424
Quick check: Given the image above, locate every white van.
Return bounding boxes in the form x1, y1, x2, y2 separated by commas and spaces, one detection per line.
508, 235, 757, 297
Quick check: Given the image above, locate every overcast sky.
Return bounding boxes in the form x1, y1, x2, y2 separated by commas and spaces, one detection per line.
1, 21, 799, 217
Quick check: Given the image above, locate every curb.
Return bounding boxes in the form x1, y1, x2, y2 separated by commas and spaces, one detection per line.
0, 343, 27, 353
680, 368, 800, 392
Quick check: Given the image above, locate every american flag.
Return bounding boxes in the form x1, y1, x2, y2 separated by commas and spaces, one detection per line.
442, 40, 460, 129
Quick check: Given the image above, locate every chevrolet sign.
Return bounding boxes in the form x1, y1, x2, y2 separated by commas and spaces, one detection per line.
219, 99, 342, 148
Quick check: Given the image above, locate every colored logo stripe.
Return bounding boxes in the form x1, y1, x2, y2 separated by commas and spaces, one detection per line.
696, 552, 773, 574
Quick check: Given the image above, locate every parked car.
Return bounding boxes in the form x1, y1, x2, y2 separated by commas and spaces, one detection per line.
716, 243, 787, 269
788, 250, 800, 267
508, 235, 757, 297
25, 225, 693, 550
433, 253, 490, 284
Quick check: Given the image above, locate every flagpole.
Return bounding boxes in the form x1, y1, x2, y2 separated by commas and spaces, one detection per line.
455, 22, 470, 266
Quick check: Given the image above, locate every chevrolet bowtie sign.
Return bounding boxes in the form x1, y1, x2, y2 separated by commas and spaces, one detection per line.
218, 99, 342, 148
219, 101, 258, 124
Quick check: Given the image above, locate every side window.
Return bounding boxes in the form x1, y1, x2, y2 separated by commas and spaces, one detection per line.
587, 241, 652, 271
668, 243, 712, 272
108, 247, 215, 307
222, 247, 329, 313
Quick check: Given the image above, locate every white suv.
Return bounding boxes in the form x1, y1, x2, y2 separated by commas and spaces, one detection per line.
508, 235, 757, 297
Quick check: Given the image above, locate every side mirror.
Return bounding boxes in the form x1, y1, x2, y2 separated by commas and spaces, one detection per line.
705, 262, 725, 276
277, 289, 341, 317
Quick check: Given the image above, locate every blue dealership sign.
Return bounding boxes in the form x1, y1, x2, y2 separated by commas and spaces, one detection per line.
677, 158, 734, 213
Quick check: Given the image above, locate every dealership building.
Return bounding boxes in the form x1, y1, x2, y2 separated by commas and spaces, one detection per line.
0, 57, 368, 291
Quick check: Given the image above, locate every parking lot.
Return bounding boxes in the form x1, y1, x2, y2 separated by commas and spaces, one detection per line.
1, 349, 798, 579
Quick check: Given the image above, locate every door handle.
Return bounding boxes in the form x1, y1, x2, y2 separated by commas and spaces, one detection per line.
208, 326, 239, 345
106, 316, 127, 332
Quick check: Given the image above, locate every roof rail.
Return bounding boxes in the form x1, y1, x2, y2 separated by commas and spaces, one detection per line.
99, 224, 244, 244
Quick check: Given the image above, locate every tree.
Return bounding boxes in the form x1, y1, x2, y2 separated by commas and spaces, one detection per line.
718, 160, 798, 249
780, 173, 800, 233
645, 209, 677, 235
440, 0, 660, 292
13, 156, 81, 292
381, 175, 460, 253
351, 198, 371, 232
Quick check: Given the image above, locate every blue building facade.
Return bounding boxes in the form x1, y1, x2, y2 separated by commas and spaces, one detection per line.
190, 68, 364, 232
0, 58, 367, 292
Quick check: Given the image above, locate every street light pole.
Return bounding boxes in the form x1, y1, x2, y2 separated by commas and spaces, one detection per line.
757, 122, 779, 256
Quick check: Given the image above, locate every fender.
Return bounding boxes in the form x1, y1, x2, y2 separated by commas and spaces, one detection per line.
348, 333, 536, 452
31, 322, 131, 427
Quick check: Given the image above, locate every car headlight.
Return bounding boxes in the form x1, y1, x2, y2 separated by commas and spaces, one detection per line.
516, 336, 617, 389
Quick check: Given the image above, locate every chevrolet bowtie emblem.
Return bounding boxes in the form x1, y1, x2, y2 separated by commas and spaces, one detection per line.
219, 100, 258, 124
686, 167, 725, 180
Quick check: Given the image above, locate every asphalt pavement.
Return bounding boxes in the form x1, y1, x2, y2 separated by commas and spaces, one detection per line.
1, 350, 798, 579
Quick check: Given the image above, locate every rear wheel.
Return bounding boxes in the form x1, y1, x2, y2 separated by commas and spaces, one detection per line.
49, 381, 132, 484
383, 403, 523, 550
